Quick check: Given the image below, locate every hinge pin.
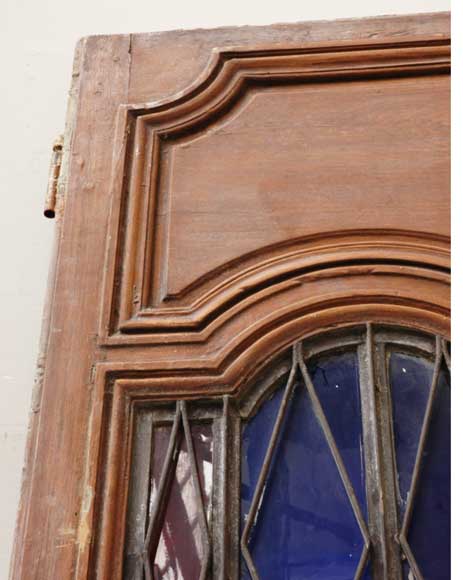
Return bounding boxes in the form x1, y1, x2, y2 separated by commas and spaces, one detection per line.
44, 135, 64, 219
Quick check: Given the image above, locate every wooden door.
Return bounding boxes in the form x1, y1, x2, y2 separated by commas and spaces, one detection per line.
11, 12, 450, 580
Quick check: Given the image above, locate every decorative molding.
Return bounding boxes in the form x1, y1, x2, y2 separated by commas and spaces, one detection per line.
102, 229, 450, 345
100, 36, 450, 344
85, 306, 449, 579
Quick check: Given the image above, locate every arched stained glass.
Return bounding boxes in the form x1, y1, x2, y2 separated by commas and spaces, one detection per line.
390, 352, 451, 580
241, 354, 367, 579
123, 326, 450, 580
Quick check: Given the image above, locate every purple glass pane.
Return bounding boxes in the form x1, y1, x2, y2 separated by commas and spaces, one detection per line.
150, 423, 213, 580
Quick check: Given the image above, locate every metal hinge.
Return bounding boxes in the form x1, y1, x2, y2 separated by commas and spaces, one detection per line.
44, 135, 64, 219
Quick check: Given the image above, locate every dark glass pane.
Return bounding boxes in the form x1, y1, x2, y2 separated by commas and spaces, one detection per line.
150, 423, 213, 580
406, 366, 450, 579
389, 353, 434, 519
361, 561, 373, 580
241, 386, 284, 521
308, 352, 367, 519
241, 377, 365, 579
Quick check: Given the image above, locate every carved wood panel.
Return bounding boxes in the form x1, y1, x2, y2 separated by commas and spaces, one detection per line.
102, 39, 449, 342
10, 13, 450, 580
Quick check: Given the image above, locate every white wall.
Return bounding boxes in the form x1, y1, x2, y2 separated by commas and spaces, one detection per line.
0, 0, 450, 577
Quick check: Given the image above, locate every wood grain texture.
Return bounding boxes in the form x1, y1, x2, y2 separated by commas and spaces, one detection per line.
10, 34, 132, 580
128, 12, 450, 103
102, 37, 449, 342
10, 13, 449, 580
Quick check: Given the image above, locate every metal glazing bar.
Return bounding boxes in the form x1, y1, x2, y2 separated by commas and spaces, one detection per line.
123, 411, 153, 579
442, 337, 451, 372
240, 345, 298, 580
212, 397, 228, 580
180, 401, 212, 580
398, 336, 442, 580
371, 326, 404, 580
213, 396, 240, 580
297, 342, 371, 580
358, 325, 389, 580
143, 403, 182, 580
214, 395, 230, 580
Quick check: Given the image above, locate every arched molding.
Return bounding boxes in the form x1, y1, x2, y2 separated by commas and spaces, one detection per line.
100, 36, 450, 343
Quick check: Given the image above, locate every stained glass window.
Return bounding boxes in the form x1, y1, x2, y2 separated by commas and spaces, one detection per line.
241, 354, 367, 579
123, 326, 450, 580
390, 352, 451, 579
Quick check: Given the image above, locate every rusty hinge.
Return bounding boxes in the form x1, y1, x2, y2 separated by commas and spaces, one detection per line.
44, 135, 64, 219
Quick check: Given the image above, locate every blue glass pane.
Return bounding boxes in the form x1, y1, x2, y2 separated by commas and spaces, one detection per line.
361, 561, 373, 580
389, 353, 434, 519
406, 366, 450, 579
308, 352, 367, 519
241, 377, 365, 579
241, 386, 284, 521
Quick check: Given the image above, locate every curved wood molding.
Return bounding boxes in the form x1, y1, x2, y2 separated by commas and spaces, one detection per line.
101, 284, 449, 390
85, 304, 449, 580
101, 36, 450, 344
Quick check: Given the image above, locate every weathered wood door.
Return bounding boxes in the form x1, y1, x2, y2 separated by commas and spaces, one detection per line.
11, 12, 450, 580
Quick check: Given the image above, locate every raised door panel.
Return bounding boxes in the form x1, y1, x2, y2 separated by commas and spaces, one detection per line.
104, 41, 449, 341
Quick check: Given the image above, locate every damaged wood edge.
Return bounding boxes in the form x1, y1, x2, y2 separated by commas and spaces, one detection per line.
74, 35, 134, 580
8, 36, 87, 580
